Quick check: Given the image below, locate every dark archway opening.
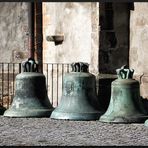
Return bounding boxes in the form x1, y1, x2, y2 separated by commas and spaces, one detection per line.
98, 3, 133, 110
99, 2, 131, 74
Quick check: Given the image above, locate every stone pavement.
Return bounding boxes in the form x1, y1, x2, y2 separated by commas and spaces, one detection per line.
0, 116, 148, 146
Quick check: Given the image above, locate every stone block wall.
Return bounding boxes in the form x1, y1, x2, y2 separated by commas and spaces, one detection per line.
130, 3, 148, 99
0, 3, 30, 107
0, 2, 30, 63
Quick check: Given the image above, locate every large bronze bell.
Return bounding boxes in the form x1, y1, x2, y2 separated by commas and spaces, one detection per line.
50, 62, 103, 120
3, 58, 53, 117
99, 65, 148, 123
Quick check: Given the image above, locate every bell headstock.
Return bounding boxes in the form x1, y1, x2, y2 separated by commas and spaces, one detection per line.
71, 62, 89, 72
22, 58, 39, 72
116, 65, 134, 79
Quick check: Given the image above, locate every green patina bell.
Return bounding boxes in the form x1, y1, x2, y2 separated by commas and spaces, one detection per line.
99, 65, 148, 123
3, 58, 54, 117
50, 62, 103, 120
144, 108, 148, 126
144, 119, 148, 126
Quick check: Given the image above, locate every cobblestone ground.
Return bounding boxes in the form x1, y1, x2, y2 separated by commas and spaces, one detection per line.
0, 116, 148, 146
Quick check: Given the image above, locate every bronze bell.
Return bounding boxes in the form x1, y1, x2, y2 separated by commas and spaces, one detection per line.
99, 65, 148, 123
50, 62, 103, 120
3, 58, 54, 117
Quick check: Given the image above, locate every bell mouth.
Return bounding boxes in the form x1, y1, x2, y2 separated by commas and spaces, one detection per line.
50, 111, 103, 121
3, 108, 54, 118
99, 114, 148, 123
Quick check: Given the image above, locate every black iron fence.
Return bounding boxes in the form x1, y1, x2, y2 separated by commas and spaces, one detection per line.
0, 63, 71, 109
43, 63, 70, 107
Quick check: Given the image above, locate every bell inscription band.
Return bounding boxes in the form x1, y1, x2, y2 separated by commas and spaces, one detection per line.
3, 58, 54, 117
99, 65, 148, 123
50, 62, 103, 120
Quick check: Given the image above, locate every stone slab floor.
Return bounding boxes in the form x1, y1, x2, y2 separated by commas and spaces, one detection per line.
0, 117, 148, 146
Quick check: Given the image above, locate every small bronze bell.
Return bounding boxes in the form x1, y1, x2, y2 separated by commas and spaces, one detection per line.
99, 65, 148, 123
50, 62, 103, 120
3, 58, 54, 117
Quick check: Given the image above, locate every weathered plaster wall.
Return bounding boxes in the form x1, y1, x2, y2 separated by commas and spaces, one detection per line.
130, 3, 148, 99
43, 2, 99, 74
0, 2, 30, 63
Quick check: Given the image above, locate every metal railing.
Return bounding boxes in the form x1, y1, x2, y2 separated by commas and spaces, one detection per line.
43, 63, 70, 107
0, 63, 70, 109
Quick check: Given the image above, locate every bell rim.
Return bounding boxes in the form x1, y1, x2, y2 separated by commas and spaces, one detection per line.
50, 111, 103, 121
3, 108, 54, 117
99, 114, 148, 123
